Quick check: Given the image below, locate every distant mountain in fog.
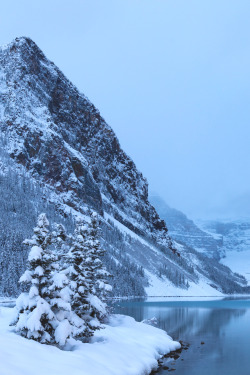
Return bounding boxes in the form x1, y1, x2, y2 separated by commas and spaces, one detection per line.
149, 195, 222, 259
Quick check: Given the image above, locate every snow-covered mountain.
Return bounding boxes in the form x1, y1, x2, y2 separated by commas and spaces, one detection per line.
0, 37, 248, 296
198, 219, 250, 285
150, 195, 223, 259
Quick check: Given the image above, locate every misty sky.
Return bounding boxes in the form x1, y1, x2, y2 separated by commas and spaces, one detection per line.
1, 1, 250, 219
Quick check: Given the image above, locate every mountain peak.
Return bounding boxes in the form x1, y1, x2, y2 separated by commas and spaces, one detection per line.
9, 36, 40, 51
0, 36, 48, 69
13, 36, 35, 45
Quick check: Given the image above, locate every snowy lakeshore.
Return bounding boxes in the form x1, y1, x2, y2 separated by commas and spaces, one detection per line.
0, 307, 180, 375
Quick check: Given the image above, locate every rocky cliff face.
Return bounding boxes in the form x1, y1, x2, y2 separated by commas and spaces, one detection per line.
0, 36, 170, 248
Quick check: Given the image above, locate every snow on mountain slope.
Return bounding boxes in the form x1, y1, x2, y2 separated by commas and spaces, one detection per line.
0, 37, 248, 297
199, 219, 250, 286
104, 211, 247, 295
145, 272, 223, 297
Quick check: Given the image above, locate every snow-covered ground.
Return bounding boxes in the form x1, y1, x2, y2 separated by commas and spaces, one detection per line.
0, 307, 180, 375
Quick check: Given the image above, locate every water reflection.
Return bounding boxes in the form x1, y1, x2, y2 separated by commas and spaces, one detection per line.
113, 298, 250, 375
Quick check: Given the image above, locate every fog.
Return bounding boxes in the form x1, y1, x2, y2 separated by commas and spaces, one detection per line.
1, 0, 250, 220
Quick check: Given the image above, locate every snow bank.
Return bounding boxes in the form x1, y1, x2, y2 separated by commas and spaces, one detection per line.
0, 307, 180, 375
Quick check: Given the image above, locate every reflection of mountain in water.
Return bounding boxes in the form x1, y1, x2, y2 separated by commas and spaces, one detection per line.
165, 307, 246, 339
114, 300, 250, 375
113, 300, 246, 340
158, 308, 249, 375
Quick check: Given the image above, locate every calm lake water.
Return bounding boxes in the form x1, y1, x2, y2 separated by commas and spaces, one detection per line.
112, 297, 250, 375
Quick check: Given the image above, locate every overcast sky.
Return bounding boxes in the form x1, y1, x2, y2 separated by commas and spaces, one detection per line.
1, 1, 250, 219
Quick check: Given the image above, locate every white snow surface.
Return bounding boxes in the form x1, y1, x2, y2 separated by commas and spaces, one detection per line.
28, 246, 43, 262
0, 307, 180, 375
88, 294, 106, 315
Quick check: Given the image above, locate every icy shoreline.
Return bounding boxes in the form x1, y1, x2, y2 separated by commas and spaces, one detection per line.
0, 307, 180, 375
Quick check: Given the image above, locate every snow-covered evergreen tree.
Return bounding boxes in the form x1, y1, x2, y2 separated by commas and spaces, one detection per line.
50, 222, 87, 344
12, 212, 113, 345
66, 217, 93, 339
12, 214, 86, 346
85, 212, 112, 323
49, 268, 87, 346
11, 213, 57, 343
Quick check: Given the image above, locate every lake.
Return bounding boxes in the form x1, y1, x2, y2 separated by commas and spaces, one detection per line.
112, 297, 250, 375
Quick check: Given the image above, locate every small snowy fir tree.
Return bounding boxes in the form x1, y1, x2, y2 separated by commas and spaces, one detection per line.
11, 213, 57, 343
49, 267, 87, 346
85, 212, 112, 324
66, 217, 93, 340
50, 223, 87, 344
